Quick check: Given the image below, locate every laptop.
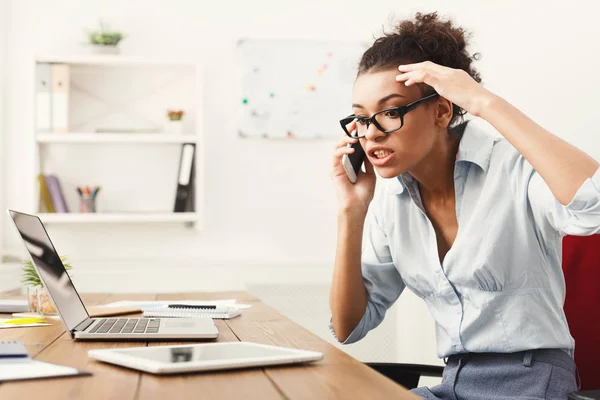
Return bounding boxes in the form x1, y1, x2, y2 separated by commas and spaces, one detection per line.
7, 210, 219, 341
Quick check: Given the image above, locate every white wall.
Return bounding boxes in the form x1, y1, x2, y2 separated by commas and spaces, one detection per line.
3, 0, 600, 266
0, 0, 7, 259
2, 0, 600, 367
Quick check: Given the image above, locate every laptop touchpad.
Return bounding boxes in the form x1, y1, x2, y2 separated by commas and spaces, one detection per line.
164, 320, 196, 328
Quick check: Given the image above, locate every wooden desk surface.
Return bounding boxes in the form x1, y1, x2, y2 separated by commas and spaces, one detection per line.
0, 291, 418, 399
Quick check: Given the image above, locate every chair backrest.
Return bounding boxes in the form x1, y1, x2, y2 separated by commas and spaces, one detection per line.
562, 235, 600, 390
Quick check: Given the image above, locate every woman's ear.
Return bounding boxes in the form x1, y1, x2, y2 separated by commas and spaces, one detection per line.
434, 97, 454, 128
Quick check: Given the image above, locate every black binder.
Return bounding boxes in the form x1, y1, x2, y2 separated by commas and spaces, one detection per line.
174, 143, 196, 212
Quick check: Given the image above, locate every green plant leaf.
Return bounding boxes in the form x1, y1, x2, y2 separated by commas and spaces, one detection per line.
21, 256, 74, 288
87, 21, 124, 46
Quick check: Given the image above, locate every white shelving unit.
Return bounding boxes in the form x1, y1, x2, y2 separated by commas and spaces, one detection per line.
33, 55, 203, 229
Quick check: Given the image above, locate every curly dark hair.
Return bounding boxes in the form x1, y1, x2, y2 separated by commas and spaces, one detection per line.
358, 11, 482, 128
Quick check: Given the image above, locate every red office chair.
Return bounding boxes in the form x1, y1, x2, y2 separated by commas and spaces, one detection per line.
367, 235, 600, 398
562, 235, 600, 392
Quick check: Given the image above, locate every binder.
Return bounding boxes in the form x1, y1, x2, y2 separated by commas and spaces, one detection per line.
44, 174, 70, 213
37, 174, 55, 213
174, 143, 196, 212
35, 63, 52, 132
51, 63, 70, 133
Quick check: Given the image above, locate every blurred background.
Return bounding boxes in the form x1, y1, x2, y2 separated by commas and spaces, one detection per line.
0, 0, 599, 382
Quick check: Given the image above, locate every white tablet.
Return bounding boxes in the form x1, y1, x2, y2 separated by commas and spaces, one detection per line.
88, 342, 323, 374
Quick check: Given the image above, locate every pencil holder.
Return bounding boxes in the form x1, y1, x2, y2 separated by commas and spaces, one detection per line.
76, 186, 101, 213
79, 195, 96, 213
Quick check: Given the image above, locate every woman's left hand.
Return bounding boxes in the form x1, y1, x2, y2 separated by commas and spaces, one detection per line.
396, 61, 495, 117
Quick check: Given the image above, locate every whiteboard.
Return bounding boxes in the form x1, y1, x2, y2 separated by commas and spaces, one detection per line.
236, 38, 368, 140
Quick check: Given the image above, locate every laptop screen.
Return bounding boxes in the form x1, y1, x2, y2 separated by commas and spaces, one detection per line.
8, 210, 89, 332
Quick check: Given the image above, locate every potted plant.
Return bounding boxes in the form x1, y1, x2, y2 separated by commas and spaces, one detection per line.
166, 109, 185, 135
85, 22, 124, 54
22, 256, 73, 315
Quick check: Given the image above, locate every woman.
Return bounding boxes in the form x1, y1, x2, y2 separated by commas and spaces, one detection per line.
329, 11, 600, 399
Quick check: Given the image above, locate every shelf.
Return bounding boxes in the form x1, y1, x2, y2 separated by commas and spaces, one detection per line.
38, 212, 199, 224
35, 55, 197, 67
36, 133, 197, 144
31, 55, 202, 233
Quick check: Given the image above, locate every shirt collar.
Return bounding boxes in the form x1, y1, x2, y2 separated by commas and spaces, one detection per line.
389, 120, 495, 195
454, 120, 495, 173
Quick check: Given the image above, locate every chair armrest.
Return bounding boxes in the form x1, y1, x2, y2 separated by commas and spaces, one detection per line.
367, 363, 444, 377
568, 390, 600, 400
366, 362, 444, 390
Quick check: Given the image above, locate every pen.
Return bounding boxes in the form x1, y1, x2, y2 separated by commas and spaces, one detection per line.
167, 304, 217, 309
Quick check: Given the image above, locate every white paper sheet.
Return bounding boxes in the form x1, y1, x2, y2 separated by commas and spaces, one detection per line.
0, 359, 84, 382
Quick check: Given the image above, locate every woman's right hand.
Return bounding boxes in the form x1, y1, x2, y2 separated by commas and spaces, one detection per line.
331, 121, 377, 214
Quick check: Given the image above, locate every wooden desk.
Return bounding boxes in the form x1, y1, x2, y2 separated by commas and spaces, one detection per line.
0, 291, 418, 399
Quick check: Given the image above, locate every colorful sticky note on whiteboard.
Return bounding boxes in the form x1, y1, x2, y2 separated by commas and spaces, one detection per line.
306, 84, 316, 92
316, 64, 328, 76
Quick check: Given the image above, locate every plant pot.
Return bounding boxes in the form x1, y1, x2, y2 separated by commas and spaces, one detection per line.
27, 287, 58, 316
165, 120, 183, 135
86, 44, 120, 55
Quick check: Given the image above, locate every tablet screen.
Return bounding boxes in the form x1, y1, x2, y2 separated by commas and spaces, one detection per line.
116, 343, 304, 364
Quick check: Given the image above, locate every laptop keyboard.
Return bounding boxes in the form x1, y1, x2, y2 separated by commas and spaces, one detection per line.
88, 318, 161, 334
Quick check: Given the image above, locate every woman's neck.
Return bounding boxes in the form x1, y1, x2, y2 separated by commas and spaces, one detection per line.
408, 131, 461, 201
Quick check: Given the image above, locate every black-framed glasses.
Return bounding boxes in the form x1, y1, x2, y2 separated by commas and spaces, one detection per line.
339, 92, 439, 139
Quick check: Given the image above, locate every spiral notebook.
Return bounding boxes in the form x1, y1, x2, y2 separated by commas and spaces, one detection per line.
142, 305, 242, 319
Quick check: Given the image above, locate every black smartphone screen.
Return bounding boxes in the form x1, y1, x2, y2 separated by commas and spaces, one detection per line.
349, 141, 366, 176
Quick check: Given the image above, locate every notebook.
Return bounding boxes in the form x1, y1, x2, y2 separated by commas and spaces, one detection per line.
0, 359, 90, 382
142, 305, 242, 319
0, 341, 90, 382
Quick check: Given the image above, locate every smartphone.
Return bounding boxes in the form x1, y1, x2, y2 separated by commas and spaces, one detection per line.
341, 141, 366, 184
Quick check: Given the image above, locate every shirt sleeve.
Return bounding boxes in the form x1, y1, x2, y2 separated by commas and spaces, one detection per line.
329, 199, 406, 344
511, 150, 600, 236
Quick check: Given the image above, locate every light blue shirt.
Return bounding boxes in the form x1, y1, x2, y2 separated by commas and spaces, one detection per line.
330, 120, 600, 358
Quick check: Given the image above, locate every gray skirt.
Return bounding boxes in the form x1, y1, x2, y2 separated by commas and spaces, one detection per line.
411, 349, 577, 400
